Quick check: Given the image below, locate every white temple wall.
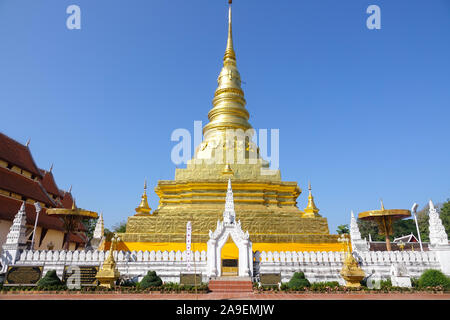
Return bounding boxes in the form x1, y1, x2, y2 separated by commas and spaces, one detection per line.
12, 249, 209, 284
255, 250, 442, 283
7, 248, 447, 284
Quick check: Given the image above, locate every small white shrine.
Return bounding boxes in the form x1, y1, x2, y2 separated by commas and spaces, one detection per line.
206, 179, 253, 278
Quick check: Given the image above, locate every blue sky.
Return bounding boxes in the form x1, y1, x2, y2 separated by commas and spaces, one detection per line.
0, 0, 449, 233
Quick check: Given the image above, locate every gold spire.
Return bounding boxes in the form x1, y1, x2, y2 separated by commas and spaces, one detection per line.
135, 180, 151, 215
202, 0, 252, 139
304, 181, 320, 217
222, 163, 234, 175
224, 1, 236, 62
380, 199, 385, 210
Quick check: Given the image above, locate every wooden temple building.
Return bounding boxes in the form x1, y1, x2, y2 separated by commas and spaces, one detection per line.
0, 132, 88, 251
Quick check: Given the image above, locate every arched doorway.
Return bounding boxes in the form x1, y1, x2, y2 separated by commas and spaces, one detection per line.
221, 236, 239, 276
207, 219, 253, 278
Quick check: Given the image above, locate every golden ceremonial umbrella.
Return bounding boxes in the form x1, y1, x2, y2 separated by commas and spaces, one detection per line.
358, 200, 411, 251
47, 200, 98, 249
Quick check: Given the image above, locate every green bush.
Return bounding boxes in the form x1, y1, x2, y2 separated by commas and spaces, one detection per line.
379, 279, 392, 290
411, 278, 419, 288
37, 270, 64, 289
310, 281, 341, 291
139, 271, 162, 289
418, 269, 450, 289
288, 272, 310, 290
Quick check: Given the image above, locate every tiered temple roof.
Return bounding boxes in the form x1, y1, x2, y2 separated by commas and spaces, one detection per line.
0, 132, 87, 245
0, 133, 42, 178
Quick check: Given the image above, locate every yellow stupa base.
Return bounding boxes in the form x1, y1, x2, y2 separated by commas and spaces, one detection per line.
102, 242, 346, 259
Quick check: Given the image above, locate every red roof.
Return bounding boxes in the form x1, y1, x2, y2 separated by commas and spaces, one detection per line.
61, 191, 74, 209
67, 232, 86, 244
40, 169, 63, 198
0, 196, 65, 231
0, 132, 42, 178
0, 167, 55, 206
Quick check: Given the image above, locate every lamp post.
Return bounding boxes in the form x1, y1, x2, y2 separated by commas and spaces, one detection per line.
411, 203, 423, 252
30, 202, 42, 250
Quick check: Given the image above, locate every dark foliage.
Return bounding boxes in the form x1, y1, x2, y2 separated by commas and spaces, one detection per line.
37, 270, 64, 288
287, 272, 310, 289
139, 271, 162, 289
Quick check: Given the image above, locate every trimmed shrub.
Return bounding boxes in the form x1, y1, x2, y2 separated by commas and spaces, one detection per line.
139, 271, 162, 289
379, 279, 392, 290
288, 272, 310, 290
310, 281, 340, 291
418, 269, 450, 289
37, 270, 63, 289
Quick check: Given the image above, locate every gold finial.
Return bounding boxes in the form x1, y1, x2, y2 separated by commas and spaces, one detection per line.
222, 163, 234, 175
135, 180, 151, 215
224, 0, 236, 62
304, 181, 319, 217
71, 199, 77, 210
380, 199, 385, 211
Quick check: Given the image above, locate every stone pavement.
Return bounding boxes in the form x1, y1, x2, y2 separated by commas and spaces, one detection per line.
1, 292, 449, 300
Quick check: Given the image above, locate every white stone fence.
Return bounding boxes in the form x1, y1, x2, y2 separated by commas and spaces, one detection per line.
254, 250, 442, 284
6, 248, 446, 285
13, 249, 208, 283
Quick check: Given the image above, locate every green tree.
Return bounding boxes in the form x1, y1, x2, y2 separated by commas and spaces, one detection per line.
357, 220, 384, 241
82, 218, 97, 241
439, 199, 450, 236
336, 224, 349, 234
103, 221, 127, 242
112, 221, 127, 233
391, 219, 417, 239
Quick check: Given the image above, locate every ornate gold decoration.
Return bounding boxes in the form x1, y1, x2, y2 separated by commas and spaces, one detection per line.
303, 181, 320, 217
135, 180, 151, 215
95, 234, 120, 288
358, 200, 411, 251
338, 235, 365, 287
222, 164, 234, 175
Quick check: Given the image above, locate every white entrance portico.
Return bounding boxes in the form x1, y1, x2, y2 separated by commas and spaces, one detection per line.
206, 179, 253, 278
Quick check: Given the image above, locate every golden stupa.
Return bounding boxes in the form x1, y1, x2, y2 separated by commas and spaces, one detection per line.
118, 1, 341, 256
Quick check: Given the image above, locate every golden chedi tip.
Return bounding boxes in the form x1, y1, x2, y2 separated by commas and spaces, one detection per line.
135, 180, 151, 215
202, 0, 252, 139
304, 181, 320, 217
